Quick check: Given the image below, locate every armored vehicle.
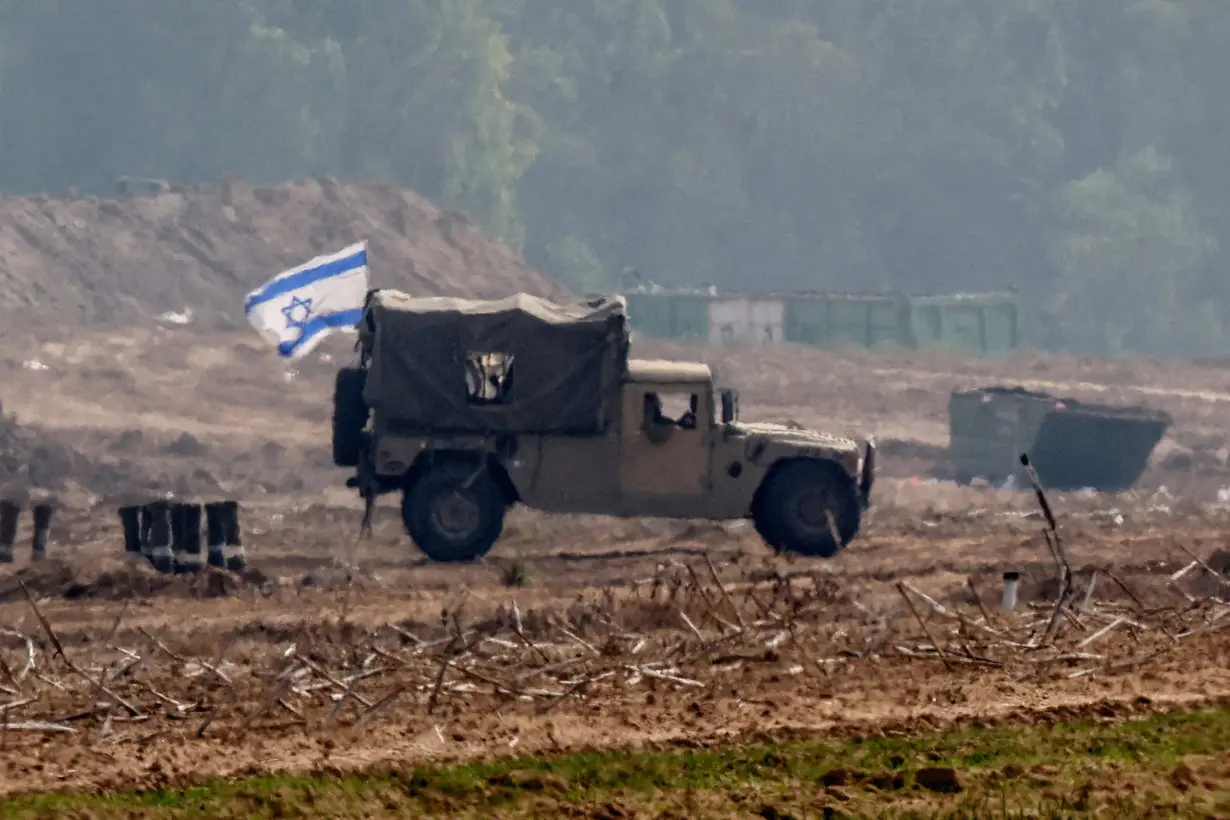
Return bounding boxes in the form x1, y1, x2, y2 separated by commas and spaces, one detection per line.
332, 290, 875, 563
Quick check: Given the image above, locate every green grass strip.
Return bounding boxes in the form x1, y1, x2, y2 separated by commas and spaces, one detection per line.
4, 705, 1230, 818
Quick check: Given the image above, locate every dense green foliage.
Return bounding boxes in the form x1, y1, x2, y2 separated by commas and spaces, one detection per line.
0, 1, 1224, 356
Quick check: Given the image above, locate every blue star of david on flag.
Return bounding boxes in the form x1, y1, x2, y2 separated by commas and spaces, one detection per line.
282, 296, 313, 330
243, 241, 370, 361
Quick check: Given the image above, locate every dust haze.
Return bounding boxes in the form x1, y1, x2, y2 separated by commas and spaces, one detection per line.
1, 3, 1228, 809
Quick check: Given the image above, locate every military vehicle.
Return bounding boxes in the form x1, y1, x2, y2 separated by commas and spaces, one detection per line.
332, 290, 875, 563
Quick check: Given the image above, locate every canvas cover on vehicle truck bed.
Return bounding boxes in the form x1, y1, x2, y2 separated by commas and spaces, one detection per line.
359, 290, 630, 434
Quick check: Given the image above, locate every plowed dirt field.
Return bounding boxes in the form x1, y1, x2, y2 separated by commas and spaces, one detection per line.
0, 325, 1228, 816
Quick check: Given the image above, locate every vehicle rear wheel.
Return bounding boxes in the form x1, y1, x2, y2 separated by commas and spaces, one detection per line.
402, 461, 504, 563
332, 366, 368, 468
753, 459, 861, 559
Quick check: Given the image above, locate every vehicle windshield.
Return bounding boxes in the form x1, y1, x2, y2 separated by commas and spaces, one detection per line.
716, 388, 738, 423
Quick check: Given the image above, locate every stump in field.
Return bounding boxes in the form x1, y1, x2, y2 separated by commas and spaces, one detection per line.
118, 505, 144, 556
31, 503, 55, 561
204, 502, 226, 569
146, 500, 173, 574
175, 503, 203, 573
222, 500, 245, 572
0, 500, 19, 563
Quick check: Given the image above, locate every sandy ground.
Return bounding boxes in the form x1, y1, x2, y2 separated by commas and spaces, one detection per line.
0, 327, 1229, 797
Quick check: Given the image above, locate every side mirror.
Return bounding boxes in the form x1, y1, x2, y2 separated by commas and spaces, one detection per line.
720, 389, 737, 424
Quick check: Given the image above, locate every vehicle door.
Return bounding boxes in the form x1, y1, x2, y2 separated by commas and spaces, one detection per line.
618, 385, 710, 497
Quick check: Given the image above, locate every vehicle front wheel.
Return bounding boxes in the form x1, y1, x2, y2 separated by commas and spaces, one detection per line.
402, 461, 505, 563
753, 459, 861, 559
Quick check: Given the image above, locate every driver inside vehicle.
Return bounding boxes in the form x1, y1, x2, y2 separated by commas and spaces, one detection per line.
643, 392, 698, 430
677, 394, 698, 429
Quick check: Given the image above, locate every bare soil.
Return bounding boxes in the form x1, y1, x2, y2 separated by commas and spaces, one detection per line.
0, 184, 1228, 804
0, 329, 1227, 800
0, 176, 569, 332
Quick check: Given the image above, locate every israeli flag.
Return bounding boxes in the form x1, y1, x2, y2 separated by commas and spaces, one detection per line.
243, 241, 370, 360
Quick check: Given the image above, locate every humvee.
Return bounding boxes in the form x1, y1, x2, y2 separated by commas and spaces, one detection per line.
333, 290, 875, 563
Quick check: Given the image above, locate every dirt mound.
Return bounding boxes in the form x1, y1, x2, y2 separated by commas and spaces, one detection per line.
0, 176, 571, 329
0, 557, 266, 603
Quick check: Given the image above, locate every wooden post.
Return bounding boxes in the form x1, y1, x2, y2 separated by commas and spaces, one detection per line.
0, 500, 19, 564
169, 502, 187, 573
118, 506, 143, 555
222, 500, 245, 572
139, 505, 154, 561
147, 500, 173, 573
177, 503, 203, 573
205, 502, 226, 568
31, 503, 54, 561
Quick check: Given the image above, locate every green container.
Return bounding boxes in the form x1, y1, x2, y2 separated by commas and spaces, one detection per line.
623, 291, 710, 341
948, 386, 1172, 492
909, 293, 1019, 355
785, 291, 1019, 355
670, 293, 710, 341
622, 291, 673, 339
785, 294, 910, 347
619, 288, 1021, 355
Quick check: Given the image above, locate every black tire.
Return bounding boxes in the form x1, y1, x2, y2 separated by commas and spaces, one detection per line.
753, 459, 861, 559
402, 461, 504, 563
332, 367, 368, 468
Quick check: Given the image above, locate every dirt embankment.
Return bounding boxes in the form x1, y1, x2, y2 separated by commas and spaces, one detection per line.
0, 176, 573, 498
0, 176, 571, 331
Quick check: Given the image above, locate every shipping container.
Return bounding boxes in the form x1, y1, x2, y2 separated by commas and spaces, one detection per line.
618, 288, 1020, 356
908, 293, 1019, 355
621, 290, 710, 341
784, 293, 910, 348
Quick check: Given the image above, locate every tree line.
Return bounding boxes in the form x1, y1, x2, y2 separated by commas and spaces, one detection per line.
0, 0, 1225, 357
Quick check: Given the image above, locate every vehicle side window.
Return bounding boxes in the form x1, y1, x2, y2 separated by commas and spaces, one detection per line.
465, 351, 515, 405
643, 391, 699, 429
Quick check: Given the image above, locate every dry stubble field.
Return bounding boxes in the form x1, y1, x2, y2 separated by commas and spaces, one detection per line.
0, 326, 1229, 817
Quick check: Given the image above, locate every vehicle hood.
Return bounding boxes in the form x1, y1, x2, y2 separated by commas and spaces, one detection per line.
728, 421, 862, 451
